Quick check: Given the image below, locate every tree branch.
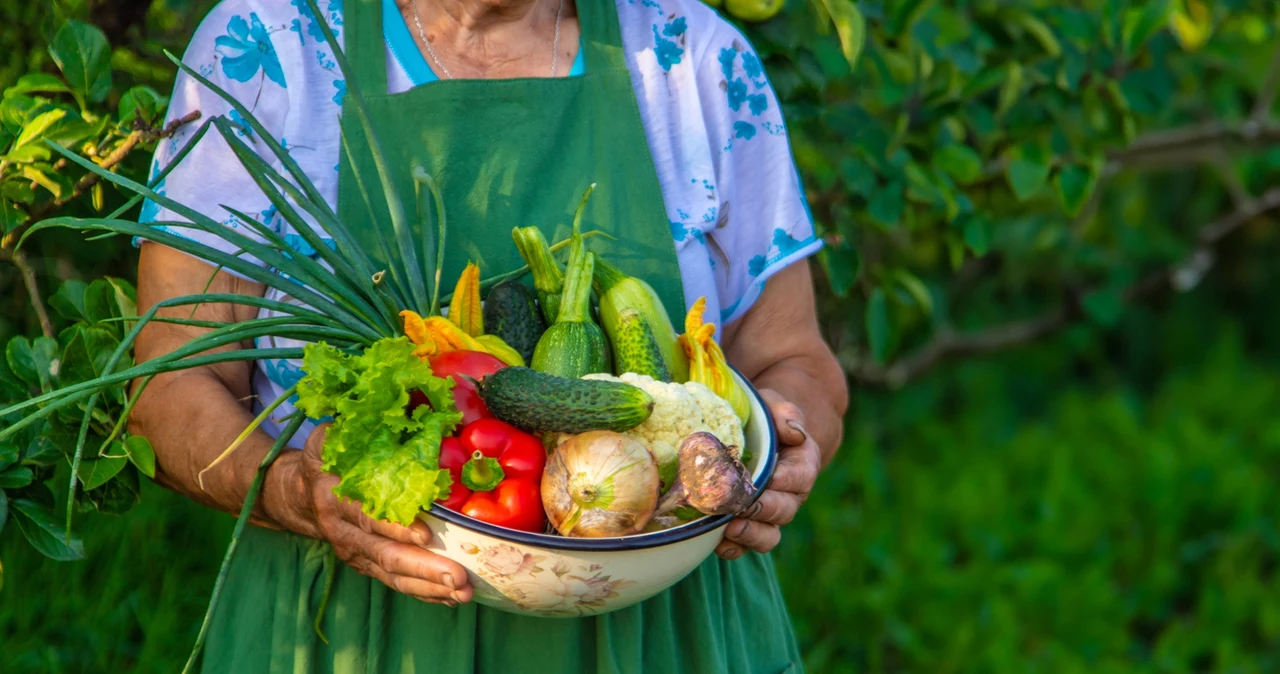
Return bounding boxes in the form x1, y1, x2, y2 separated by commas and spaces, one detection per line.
847, 188, 1280, 388
1, 247, 55, 339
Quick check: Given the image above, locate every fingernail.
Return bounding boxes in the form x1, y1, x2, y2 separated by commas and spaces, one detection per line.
721, 547, 742, 560
786, 420, 808, 441
414, 529, 430, 546
445, 599, 459, 609
451, 590, 465, 604
442, 573, 455, 590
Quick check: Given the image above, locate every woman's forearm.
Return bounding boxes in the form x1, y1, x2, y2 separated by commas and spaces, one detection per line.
130, 368, 318, 537
752, 355, 847, 466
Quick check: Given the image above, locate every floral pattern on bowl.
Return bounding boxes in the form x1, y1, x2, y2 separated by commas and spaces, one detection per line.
458, 542, 638, 617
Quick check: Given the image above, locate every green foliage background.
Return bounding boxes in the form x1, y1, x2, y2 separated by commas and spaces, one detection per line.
3, 0, 1280, 672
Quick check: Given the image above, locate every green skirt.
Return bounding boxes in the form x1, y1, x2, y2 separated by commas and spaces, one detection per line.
202, 526, 803, 673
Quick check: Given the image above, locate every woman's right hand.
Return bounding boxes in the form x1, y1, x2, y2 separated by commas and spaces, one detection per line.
299, 423, 474, 606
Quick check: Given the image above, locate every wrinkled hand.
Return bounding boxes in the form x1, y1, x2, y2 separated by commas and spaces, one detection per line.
716, 390, 819, 559
301, 424, 473, 606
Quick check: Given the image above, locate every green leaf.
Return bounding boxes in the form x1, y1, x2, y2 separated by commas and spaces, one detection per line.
13, 108, 67, 148
1082, 289, 1125, 327
1000, 8, 1062, 58
0, 490, 8, 539
868, 181, 905, 228
998, 62, 1024, 115
840, 157, 878, 196
85, 278, 123, 325
893, 270, 934, 316
3, 73, 72, 98
6, 336, 59, 390
0, 443, 18, 472
50, 280, 90, 323
124, 436, 156, 479
0, 96, 37, 133
48, 20, 112, 106
1122, 1, 1174, 56
817, 0, 866, 67
59, 326, 123, 387
118, 86, 168, 126
106, 277, 138, 319
867, 287, 891, 363
932, 144, 983, 185
22, 164, 73, 199
888, 0, 936, 36
0, 198, 25, 234
3, 143, 52, 163
963, 216, 991, 256
11, 498, 84, 561
1170, 0, 1212, 50
77, 454, 127, 491
819, 242, 860, 297
1055, 164, 1096, 216
0, 466, 34, 489
1006, 146, 1051, 201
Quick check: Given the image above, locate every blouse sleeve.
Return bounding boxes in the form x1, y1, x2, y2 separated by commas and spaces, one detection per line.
692, 20, 822, 325
136, 0, 291, 277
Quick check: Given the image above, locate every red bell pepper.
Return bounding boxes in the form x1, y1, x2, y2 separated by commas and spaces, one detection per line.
436, 418, 547, 532
409, 350, 507, 426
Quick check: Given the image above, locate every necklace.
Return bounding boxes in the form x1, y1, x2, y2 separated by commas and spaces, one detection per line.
411, 0, 565, 80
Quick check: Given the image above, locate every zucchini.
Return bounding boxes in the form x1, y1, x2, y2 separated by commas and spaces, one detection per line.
479, 367, 655, 433
593, 258, 689, 382
511, 226, 564, 325
610, 308, 672, 381
531, 240, 608, 378
483, 279, 546, 363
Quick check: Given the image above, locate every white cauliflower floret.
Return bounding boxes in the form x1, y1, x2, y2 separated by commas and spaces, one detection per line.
682, 381, 745, 454
580, 373, 745, 466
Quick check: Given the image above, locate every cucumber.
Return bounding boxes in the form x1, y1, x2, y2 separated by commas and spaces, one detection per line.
610, 308, 671, 382
483, 280, 546, 363
479, 367, 655, 434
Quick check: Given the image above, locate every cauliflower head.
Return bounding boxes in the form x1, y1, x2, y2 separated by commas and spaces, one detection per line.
582, 373, 745, 460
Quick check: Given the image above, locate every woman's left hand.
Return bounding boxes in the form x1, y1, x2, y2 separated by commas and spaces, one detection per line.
716, 388, 820, 558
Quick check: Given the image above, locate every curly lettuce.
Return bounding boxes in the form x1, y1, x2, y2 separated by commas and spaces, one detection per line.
296, 337, 461, 525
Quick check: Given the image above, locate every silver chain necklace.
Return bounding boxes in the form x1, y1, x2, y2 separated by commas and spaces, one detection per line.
411, 0, 565, 80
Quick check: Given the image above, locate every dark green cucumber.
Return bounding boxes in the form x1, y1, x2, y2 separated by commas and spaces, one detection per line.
479, 367, 654, 433
610, 308, 671, 382
483, 280, 546, 363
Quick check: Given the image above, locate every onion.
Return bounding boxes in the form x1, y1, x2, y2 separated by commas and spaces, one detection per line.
541, 431, 661, 537
655, 432, 757, 517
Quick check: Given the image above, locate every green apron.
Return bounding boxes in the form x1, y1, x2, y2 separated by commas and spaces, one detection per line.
201, 0, 802, 671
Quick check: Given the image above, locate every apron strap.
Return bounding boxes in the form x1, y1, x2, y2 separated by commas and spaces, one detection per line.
347, 0, 390, 96
345, 0, 628, 96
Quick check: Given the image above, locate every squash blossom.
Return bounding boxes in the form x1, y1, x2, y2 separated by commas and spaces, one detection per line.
401, 310, 525, 367
678, 297, 751, 426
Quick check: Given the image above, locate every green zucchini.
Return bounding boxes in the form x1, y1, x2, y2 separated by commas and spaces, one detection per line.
610, 308, 672, 381
511, 226, 564, 324
483, 279, 546, 363
593, 258, 689, 382
479, 367, 654, 433
531, 241, 608, 378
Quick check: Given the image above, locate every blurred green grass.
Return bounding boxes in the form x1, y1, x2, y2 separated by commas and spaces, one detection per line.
4, 326, 1280, 673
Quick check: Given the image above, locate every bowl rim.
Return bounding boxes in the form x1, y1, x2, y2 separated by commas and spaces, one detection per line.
424, 367, 779, 551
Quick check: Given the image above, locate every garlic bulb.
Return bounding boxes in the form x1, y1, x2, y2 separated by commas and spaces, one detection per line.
655, 432, 757, 517
541, 431, 661, 537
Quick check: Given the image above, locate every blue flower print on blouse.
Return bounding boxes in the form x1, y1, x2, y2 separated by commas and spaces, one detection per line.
332, 79, 346, 106
216, 13, 287, 88
670, 220, 689, 241
734, 121, 756, 140
748, 228, 813, 277
653, 16, 687, 71
718, 44, 768, 123
228, 109, 255, 140
291, 0, 328, 44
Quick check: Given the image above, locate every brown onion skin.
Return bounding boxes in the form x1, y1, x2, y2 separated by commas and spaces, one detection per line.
541, 431, 661, 537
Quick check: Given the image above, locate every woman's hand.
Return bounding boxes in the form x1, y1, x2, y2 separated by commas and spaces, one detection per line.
715, 390, 820, 558
301, 424, 474, 606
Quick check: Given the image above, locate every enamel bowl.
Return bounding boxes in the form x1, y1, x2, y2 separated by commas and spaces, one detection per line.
417, 371, 777, 618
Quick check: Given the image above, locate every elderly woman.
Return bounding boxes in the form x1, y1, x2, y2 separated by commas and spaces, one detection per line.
133, 0, 848, 670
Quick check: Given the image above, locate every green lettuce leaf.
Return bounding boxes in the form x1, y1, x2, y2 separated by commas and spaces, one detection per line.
295, 337, 461, 525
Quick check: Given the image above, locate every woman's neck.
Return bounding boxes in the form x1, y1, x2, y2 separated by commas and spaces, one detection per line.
397, 0, 577, 79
